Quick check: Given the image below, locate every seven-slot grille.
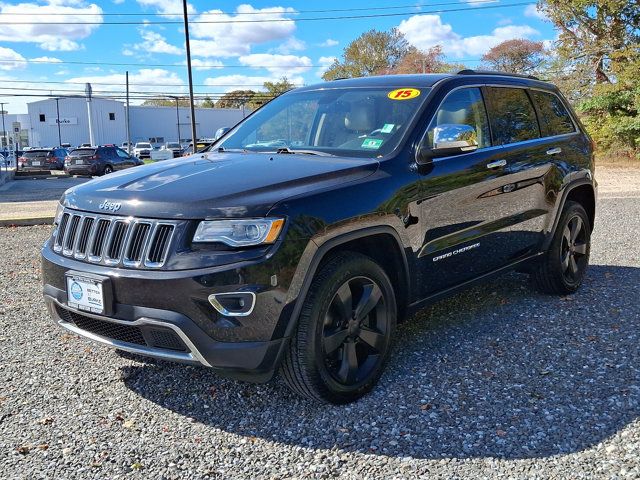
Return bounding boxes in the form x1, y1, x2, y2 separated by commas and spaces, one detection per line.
53, 209, 177, 268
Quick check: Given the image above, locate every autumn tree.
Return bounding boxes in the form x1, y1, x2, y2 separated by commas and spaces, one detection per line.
322, 28, 410, 80
141, 97, 190, 107
538, 0, 640, 84
481, 39, 547, 74
392, 45, 464, 74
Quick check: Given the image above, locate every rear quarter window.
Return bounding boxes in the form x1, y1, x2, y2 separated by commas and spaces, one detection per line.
531, 90, 576, 137
487, 87, 540, 145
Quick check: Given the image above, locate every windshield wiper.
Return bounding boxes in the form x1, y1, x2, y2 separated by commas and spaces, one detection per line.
275, 147, 334, 157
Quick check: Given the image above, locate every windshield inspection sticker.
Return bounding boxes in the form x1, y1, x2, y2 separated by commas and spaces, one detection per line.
362, 138, 383, 149
388, 88, 421, 100
381, 123, 395, 133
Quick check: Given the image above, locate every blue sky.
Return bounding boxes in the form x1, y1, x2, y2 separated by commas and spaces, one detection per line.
0, 0, 555, 113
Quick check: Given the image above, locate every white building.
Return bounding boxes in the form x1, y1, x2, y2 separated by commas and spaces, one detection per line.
24, 97, 246, 148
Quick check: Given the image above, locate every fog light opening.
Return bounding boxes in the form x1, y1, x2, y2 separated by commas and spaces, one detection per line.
208, 292, 256, 317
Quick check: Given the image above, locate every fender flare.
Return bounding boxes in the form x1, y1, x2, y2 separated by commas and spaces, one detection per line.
277, 225, 411, 341
543, 177, 596, 250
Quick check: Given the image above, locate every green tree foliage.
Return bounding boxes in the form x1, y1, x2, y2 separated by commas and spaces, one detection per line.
322, 28, 410, 80
482, 39, 548, 75
263, 77, 296, 97
141, 97, 190, 107
536, 0, 640, 158
214, 90, 259, 109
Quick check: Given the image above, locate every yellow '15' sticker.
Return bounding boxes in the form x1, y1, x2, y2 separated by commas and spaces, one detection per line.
388, 88, 421, 100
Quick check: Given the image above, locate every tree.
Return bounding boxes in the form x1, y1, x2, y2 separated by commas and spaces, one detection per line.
200, 96, 216, 108
538, 0, 640, 83
214, 90, 258, 109
322, 28, 410, 80
141, 97, 190, 107
391, 45, 464, 74
481, 39, 547, 74
263, 77, 296, 97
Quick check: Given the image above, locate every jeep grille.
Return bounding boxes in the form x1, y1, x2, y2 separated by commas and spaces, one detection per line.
53, 209, 176, 268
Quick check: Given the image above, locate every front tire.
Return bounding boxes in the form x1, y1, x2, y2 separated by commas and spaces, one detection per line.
281, 252, 397, 404
531, 200, 591, 294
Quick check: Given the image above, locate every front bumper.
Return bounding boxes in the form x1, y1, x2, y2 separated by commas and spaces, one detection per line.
41, 242, 294, 382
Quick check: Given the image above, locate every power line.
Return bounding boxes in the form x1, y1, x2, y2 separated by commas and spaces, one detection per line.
0, 79, 302, 88
0, 58, 482, 68
0, 0, 503, 16
0, 2, 535, 25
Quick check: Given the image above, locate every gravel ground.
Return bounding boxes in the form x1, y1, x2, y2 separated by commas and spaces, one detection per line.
1, 168, 639, 479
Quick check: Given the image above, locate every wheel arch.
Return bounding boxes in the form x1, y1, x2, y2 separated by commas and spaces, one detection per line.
278, 226, 412, 341
544, 178, 596, 250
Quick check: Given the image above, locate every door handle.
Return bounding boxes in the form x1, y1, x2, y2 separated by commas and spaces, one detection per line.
486, 159, 507, 169
546, 147, 562, 155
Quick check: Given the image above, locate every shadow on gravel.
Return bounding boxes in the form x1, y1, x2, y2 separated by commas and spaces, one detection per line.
122, 264, 640, 460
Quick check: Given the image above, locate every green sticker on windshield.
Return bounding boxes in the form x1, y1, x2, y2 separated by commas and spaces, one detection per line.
381, 123, 395, 134
361, 138, 383, 149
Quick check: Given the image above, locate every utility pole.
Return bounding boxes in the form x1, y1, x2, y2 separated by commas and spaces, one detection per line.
182, 0, 197, 144
55, 98, 62, 146
125, 71, 132, 154
0, 102, 7, 154
85, 83, 95, 146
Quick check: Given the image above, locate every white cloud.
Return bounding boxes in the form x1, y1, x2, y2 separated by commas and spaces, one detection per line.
134, 29, 182, 55
0, 1, 103, 52
0, 46, 27, 71
190, 5, 297, 58
238, 53, 312, 75
176, 58, 224, 71
274, 37, 306, 54
65, 69, 186, 102
29, 56, 63, 63
203, 74, 304, 92
316, 55, 336, 77
319, 39, 339, 47
524, 4, 548, 21
136, 0, 195, 18
398, 15, 539, 57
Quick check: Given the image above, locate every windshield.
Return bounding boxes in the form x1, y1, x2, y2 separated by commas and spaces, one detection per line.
217, 86, 429, 158
136, 143, 151, 148
166, 143, 180, 148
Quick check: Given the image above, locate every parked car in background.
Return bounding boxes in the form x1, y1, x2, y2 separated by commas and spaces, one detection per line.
214, 127, 231, 140
121, 141, 133, 151
18, 147, 68, 171
64, 145, 141, 176
80, 143, 92, 148
150, 147, 173, 161
182, 140, 215, 156
164, 142, 183, 158
133, 142, 152, 159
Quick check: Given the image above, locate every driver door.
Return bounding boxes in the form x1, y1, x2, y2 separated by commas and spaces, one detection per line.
409, 86, 524, 296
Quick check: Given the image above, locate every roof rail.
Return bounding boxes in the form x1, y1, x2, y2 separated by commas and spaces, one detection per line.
457, 69, 540, 81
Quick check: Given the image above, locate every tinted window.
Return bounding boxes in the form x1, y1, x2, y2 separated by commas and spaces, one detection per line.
23, 150, 50, 158
531, 90, 575, 136
116, 148, 129, 158
425, 87, 491, 149
69, 148, 97, 156
487, 87, 540, 145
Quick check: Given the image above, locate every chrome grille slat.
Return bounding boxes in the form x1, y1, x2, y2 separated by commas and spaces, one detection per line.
53, 208, 176, 269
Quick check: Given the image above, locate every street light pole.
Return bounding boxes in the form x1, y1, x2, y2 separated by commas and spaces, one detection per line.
182, 0, 197, 144
55, 98, 62, 146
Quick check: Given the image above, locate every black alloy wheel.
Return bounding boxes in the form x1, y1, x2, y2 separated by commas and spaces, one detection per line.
103, 165, 113, 175
282, 252, 396, 403
560, 214, 588, 283
531, 200, 591, 294
321, 276, 389, 386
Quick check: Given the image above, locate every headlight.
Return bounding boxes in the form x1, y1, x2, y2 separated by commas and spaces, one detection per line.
193, 218, 285, 247
54, 203, 64, 225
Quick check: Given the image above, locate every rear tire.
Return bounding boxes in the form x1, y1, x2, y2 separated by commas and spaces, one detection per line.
531, 201, 591, 294
281, 252, 397, 404
103, 165, 113, 175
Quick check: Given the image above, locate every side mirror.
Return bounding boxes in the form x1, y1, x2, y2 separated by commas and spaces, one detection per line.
418, 124, 478, 164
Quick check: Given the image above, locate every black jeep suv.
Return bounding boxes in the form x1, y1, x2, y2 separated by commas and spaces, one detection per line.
42, 71, 596, 403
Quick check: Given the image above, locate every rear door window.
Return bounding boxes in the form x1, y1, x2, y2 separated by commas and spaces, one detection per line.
486, 87, 540, 145
530, 90, 576, 137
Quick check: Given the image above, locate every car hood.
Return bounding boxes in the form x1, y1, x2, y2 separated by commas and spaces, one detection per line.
62, 152, 379, 219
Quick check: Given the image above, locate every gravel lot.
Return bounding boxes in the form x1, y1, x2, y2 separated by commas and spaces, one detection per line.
1, 167, 639, 479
